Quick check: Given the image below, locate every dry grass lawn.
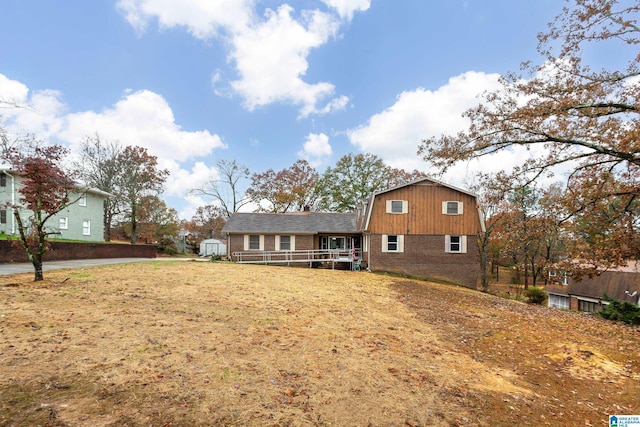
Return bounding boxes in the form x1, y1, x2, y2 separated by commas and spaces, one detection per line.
0, 260, 639, 426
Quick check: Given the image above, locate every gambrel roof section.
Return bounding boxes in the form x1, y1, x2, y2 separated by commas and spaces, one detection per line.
358, 176, 486, 232
222, 212, 358, 235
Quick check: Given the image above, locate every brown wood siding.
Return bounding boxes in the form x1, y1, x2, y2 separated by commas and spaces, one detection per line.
367, 183, 481, 236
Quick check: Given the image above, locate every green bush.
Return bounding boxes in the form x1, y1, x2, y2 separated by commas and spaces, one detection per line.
157, 237, 178, 255
525, 286, 547, 305
599, 298, 640, 325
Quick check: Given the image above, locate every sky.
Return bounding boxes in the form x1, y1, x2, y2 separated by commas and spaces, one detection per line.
0, 0, 564, 219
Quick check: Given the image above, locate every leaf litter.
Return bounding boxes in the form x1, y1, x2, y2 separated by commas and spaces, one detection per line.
0, 261, 638, 426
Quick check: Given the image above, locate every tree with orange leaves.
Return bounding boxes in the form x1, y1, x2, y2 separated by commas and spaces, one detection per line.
419, 0, 640, 269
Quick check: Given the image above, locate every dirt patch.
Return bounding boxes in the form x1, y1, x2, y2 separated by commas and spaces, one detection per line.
0, 261, 638, 426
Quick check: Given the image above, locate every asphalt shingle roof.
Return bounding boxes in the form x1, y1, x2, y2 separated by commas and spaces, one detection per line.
222, 212, 358, 234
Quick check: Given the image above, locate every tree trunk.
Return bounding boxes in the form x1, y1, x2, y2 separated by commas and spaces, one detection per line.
32, 256, 44, 281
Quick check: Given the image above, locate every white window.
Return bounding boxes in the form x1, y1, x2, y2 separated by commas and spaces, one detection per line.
244, 234, 264, 251
82, 220, 91, 236
0, 209, 6, 224
382, 234, 404, 253
386, 200, 408, 214
442, 201, 463, 215
548, 294, 569, 310
445, 235, 467, 253
276, 235, 295, 251
59, 217, 68, 230
78, 194, 87, 207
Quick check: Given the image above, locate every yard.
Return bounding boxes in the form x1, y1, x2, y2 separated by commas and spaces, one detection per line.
0, 261, 638, 426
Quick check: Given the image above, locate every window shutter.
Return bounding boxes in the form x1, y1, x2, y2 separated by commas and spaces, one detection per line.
290, 235, 296, 251
442, 202, 448, 215
402, 201, 409, 214
259, 235, 264, 251
386, 200, 392, 213
244, 235, 249, 251
461, 235, 467, 253
275, 235, 280, 250
445, 235, 451, 253
397, 235, 404, 252
382, 235, 388, 252
458, 202, 464, 215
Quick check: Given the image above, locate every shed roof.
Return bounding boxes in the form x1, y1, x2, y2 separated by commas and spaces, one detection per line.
222, 212, 358, 234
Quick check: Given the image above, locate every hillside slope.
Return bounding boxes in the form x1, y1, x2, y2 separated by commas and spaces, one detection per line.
0, 261, 638, 426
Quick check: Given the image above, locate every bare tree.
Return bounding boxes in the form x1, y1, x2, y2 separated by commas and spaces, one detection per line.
75, 133, 124, 241
191, 159, 251, 219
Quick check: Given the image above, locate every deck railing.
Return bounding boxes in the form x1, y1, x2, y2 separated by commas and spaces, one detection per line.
231, 248, 362, 268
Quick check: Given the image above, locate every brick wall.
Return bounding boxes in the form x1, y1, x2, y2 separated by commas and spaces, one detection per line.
0, 240, 156, 263
227, 234, 315, 260
368, 234, 479, 289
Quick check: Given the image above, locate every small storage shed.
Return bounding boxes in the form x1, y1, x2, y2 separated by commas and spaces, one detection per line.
199, 238, 227, 257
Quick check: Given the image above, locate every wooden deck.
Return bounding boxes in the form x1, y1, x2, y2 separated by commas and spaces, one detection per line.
231, 249, 362, 270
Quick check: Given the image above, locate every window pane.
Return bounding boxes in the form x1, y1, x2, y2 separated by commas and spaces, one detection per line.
0, 209, 6, 224
391, 200, 403, 213
387, 235, 398, 251
0, 173, 5, 187
280, 235, 290, 250
450, 235, 461, 252
447, 201, 458, 215
330, 237, 345, 250
249, 235, 260, 250
82, 220, 90, 235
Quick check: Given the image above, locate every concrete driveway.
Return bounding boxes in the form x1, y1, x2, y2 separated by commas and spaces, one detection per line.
0, 258, 160, 275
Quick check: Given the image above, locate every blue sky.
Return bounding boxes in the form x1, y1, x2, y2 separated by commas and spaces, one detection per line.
0, 0, 562, 218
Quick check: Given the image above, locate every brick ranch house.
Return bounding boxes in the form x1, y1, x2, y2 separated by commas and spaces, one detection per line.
547, 262, 640, 313
223, 177, 485, 289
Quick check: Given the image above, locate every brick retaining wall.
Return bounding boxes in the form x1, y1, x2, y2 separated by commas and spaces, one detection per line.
0, 240, 156, 263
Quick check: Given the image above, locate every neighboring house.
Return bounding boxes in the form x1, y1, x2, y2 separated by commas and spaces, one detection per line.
223, 177, 485, 289
547, 262, 640, 312
0, 169, 111, 242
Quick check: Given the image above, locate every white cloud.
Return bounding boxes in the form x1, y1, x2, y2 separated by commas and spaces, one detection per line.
298, 132, 332, 166
116, 0, 255, 38
321, 0, 371, 20
0, 74, 227, 219
0, 74, 29, 104
117, 1, 359, 117
61, 90, 225, 162
230, 5, 345, 117
347, 71, 503, 176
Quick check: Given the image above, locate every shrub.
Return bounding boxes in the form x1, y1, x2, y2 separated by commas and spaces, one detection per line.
525, 286, 547, 305
157, 237, 178, 255
599, 298, 640, 325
